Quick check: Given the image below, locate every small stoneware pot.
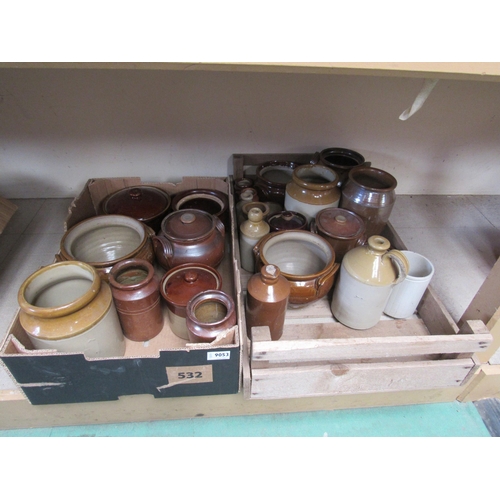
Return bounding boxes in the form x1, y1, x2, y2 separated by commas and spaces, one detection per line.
58, 215, 155, 280
17, 261, 125, 357
186, 290, 236, 343
160, 263, 223, 340
108, 259, 164, 342
253, 230, 339, 307
152, 209, 225, 271
101, 185, 171, 233
233, 178, 254, 201
171, 189, 229, 229
267, 210, 308, 232
239, 207, 270, 273
310, 207, 366, 262
319, 147, 366, 185
340, 165, 397, 237
284, 164, 340, 223
255, 160, 299, 204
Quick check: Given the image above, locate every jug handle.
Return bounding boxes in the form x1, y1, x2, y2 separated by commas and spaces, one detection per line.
387, 249, 409, 285
152, 234, 173, 268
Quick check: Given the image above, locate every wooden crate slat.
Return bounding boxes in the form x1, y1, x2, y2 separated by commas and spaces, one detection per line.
250, 359, 475, 400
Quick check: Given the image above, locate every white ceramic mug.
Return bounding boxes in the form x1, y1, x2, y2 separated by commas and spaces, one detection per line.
383, 250, 434, 319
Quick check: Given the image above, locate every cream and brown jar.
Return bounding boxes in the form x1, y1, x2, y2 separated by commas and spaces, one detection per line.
18, 261, 125, 357
239, 207, 270, 273
284, 164, 340, 223
330, 235, 409, 330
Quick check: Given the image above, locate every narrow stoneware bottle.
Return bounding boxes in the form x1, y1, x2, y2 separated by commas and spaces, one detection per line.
246, 264, 291, 341
239, 207, 270, 273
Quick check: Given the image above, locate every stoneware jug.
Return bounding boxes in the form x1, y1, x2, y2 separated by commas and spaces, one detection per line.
330, 235, 409, 330
18, 260, 125, 357
239, 207, 270, 273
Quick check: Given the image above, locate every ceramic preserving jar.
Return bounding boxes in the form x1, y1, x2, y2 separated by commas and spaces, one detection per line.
58, 215, 155, 279
160, 263, 223, 340
18, 261, 125, 357
267, 211, 308, 232
319, 147, 366, 185
108, 259, 164, 342
284, 164, 340, 223
330, 235, 409, 330
186, 290, 236, 343
255, 160, 299, 204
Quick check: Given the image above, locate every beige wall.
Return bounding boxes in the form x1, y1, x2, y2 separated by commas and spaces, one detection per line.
1, 67, 499, 198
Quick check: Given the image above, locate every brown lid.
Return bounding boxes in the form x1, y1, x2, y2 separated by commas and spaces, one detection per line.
103, 186, 170, 221
267, 211, 308, 232
160, 209, 215, 242
160, 263, 222, 312
316, 208, 365, 240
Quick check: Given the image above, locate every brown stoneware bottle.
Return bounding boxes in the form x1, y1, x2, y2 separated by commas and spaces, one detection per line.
109, 258, 164, 341
246, 264, 291, 341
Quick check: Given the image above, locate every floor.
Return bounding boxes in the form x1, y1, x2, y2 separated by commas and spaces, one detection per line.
0, 195, 499, 436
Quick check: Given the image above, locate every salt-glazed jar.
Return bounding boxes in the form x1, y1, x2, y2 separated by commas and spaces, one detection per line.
246, 264, 291, 341
186, 290, 237, 343
17, 261, 125, 357
330, 235, 409, 330
152, 209, 225, 271
284, 164, 340, 223
310, 207, 366, 262
160, 263, 222, 340
340, 165, 397, 237
108, 259, 164, 342
239, 207, 270, 273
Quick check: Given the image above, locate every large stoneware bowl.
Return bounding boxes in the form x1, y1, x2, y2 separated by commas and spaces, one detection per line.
253, 230, 339, 307
58, 215, 155, 279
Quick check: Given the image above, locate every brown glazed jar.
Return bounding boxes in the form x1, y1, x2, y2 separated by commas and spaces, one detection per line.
310, 207, 366, 262
267, 210, 308, 232
152, 209, 225, 271
340, 165, 397, 237
101, 185, 171, 233
160, 263, 222, 340
319, 147, 366, 186
108, 259, 164, 342
186, 290, 236, 343
233, 178, 254, 201
255, 160, 299, 204
246, 264, 291, 341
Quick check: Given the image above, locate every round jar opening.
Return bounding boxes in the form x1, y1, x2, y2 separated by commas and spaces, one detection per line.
115, 267, 149, 285
350, 167, 397, 191
193, 299, 228, 324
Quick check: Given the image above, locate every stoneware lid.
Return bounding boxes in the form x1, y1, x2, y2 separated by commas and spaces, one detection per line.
103, 185, 171, 221
267, 211, 308, 232
160, 209, 215, 242
316, 208, 365, 239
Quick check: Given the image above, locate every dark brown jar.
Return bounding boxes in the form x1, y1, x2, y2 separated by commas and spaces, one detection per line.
319, 147, 366, 186
152, 209, 225, 271
186, 290, 236, 343
101, 185, 171, 233
340, 165, 397, 237
234, 178, 254, 201
160, 263, 222, 340
108, 259, 164, 342
246, 264, 291, 341
267, 211, 308, 232
310, 207, 366, 262
255, 160, 299, 204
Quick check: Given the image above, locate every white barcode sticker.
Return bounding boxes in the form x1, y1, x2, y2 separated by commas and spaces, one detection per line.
207, 351, 230, 361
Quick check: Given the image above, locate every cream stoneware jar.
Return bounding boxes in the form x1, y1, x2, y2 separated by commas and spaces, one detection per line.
331, 235, 409, 330
18, 261, 125, 357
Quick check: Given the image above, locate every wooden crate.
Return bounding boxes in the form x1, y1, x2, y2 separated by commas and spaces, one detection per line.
230, 154, 494, 400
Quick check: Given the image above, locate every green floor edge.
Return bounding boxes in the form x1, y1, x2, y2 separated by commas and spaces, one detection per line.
0, 401, 491, 437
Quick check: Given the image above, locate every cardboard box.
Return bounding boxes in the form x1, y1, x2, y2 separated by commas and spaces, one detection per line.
231, 154, 493, 400
0, 177, 242, 405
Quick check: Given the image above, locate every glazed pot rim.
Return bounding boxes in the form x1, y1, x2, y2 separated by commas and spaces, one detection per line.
347, 165, 398, 191
159, 208, 219, 242
256, 162, 298, 183
18, 260, 101, 319
60, 215, 149, 267
292, 164, 339, 191
109, 258, 155, 291
257, 230, 336, 280
315, 208, 365, 240
171, 189, 229, 214
186, 290, 236, 328
319, 148, 365, 169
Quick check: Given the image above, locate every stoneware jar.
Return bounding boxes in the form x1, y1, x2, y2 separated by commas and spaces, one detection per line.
108, 258, 164, 342
267, 210, 308, 232
160, 263, 222, 340
246, 264, 291, 341
58, 215, 155, 280
101, 185, 171, 233
284, 164, 340, 223
186, 290, 236, 343
318, 147, 366, 186
255, 160, 299, 204
152, 209, 225, 271
171, 189, 229, 229
17, 260, 125, 357
253, 230, 339, 307
340, 165, 397, 237
310, 207, 366, 262
239, 207, 270, 273
236, 189, 259, 227
233, 178, 254, 201
331, 235, 409, 330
